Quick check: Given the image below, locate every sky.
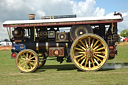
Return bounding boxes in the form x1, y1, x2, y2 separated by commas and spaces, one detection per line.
0, 0, 128, 40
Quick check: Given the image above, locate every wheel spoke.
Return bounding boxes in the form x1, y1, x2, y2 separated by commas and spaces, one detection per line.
96, 54, 104, 58
29, 63, 33, 68
94, 55, 102, 62
96, 47, 105, 51
26, 52, 29, 58
20, 56, 25, 60
89, 60, 91, 68
29, 62, 35, 66
93, 43, 102, 50
77, 44, 86, 51
94, 51, 105, 54
80, 58, 85, 65
88, 37, 91, 46
79, 40, 86, 48
30, 56, 35, 60
23, 65, 26, 70
28, 53, 32, 59
77, 55, 86, 62
94, 59, 99, 65
20, 59, 24, 62
85, 58, 89, 67
91, 38, 95, 48
30, 60, 36, 62
75, 51, 85, 54
74, 54, 84, 58
22, 53, 27, 58
93, 40, 99, 48
25, 63, 29, 71
24, 63, 27, 70
74, 47, 84, 52
85, 39, 88, 48
91, 58, 95, 67
20, 62, 25, 67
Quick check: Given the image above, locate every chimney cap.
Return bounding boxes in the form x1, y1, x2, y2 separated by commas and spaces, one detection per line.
28, 14, 35, 20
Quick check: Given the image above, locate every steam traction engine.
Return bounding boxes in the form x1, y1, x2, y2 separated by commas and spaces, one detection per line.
3, 13, 123, 72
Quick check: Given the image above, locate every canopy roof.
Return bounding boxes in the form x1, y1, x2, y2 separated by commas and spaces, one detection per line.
3, 15, 123, 28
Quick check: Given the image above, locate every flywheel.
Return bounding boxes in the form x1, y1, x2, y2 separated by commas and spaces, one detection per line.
70, 25, 93, 41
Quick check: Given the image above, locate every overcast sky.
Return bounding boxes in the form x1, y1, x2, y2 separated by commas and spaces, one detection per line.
0, 0, 128, 40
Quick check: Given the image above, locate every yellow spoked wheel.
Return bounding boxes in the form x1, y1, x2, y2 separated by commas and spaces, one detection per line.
16, 49, 39, 73
38, 53, 46, 69
70, 34, 109, 71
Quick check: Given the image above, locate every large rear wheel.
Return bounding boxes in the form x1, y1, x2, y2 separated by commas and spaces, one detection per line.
16, 49, 39, 72
70, 33, 109, 71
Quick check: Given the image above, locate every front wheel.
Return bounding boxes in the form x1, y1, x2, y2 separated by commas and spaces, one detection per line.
16, 49, 39, 73
70, 34, 109, 71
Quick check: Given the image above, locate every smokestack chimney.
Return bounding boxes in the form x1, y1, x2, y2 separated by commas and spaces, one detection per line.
28, 14, 35, 20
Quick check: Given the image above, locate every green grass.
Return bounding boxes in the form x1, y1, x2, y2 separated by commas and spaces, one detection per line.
0, 45, 128, 85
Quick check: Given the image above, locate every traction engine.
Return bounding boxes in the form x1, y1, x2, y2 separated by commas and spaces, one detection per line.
3, 13, 123, 72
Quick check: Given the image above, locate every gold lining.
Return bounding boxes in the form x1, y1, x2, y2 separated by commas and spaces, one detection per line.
34, 26, 35, 41
7, 27, 11, 40
46, 42, 49, 52
56, 43, 59, 47
111, 23, 114, 34
66, 43, 68, 48
36, 43, 39, 51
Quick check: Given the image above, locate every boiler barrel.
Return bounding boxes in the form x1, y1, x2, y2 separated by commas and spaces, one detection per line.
36, 41, 68, 52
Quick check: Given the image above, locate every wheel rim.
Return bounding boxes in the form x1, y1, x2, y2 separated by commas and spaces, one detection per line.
70, 34, 108, 71
16, 49, 38, 72
38, 53, 46, 68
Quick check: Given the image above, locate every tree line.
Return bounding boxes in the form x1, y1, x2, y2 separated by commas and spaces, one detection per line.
120, 29, 128, 38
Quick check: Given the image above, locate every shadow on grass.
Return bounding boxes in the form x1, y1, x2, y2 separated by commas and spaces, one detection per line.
37, 63, 128, 72
37, 64, 77, 72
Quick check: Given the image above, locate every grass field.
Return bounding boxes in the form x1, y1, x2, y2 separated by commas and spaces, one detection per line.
0, 45, 128, 85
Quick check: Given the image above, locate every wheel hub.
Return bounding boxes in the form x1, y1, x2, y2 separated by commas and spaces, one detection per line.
86, 47, 93, 58
25, 58, 30, 64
